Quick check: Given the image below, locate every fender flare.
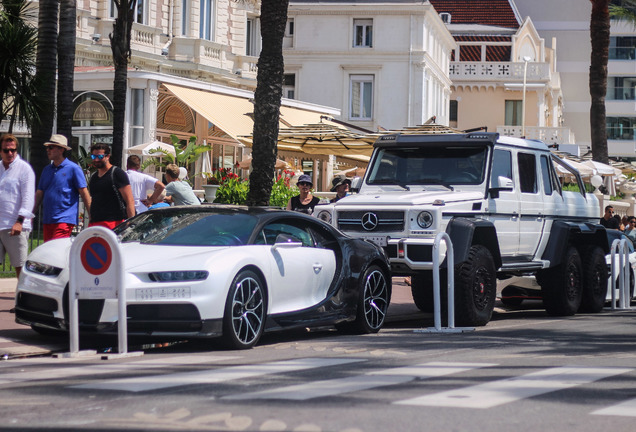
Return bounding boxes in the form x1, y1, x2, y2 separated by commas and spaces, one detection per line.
540, 220, 608, 267
445, 217, 502, 269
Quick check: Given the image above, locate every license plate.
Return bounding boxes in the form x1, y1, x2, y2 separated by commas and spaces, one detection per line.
362, 235, 388, 247
135, 287, 191, 300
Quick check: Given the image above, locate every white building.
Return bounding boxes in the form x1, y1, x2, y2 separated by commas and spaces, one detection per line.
283, 0, 456, 131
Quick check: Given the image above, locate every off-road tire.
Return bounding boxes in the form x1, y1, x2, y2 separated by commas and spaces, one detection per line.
541, 246, 583, 316
454, 245, 497, 327
579, 246, 608, 313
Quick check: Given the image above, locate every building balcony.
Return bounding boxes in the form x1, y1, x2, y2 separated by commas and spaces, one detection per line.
450, 61, 550, 83
497, 126, 575, 146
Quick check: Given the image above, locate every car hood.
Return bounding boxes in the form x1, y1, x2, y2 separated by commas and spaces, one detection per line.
332, 189, 484, 206
27, 238, 230, 271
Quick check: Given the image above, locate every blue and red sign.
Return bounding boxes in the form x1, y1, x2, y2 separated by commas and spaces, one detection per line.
80, 237, 113, 276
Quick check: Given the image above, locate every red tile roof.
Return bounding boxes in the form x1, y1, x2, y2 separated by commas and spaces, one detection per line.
429, 0, 520, 29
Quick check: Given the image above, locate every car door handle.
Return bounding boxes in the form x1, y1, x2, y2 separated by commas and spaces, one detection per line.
313, 263, 323, 274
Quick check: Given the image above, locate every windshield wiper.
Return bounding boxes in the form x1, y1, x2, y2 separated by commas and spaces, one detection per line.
371, 179, 410, 190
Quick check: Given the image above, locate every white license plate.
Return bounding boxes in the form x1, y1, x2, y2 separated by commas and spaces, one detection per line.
362, 235, 388, 247
135, 287, 191, 300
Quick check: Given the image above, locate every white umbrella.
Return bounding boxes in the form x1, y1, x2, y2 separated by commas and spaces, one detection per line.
238, 157, 290, 170
555, 159, 595, 179
582, 160, 622, 177
127, 140, 176, 158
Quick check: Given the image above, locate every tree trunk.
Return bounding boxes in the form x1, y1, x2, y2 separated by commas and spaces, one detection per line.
57, 0, 76, 147
30, 0, 59, 181
590, 0, 610, 164
246, 0, 290, 206
109, 0, 137, 167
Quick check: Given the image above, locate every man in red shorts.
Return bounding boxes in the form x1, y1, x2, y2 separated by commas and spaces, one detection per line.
33, 134, 91, 242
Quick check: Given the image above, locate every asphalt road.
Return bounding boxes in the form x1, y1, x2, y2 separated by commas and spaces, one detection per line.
2, 278, 636, 432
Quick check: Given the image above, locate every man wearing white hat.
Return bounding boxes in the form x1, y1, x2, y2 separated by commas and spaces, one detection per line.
33, 134, 91, 242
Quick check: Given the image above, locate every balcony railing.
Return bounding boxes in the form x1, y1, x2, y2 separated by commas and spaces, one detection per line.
450, 61, 550, 82
497, 126, 575, 145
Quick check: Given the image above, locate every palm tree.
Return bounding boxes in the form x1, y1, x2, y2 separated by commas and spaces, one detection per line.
0, 0, 39, 132
110, 0, 137, 168
56, 0, 76, 144
246, 0, 290, 206
30, 0, 58, 179
590, 0, 611, 164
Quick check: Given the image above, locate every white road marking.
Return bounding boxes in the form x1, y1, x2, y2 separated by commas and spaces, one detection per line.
225, 362, 496, 400
0, 355, 240, 386
396, 366, 632, 409
72, 357, 365, 392
592, 398, 636, 417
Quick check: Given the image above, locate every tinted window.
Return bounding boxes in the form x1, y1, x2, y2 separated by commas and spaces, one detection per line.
490, 149, 512, 186
518, 152, 537, 193
116, 211, 258, 246
257, 222, 314, 247
540, 155, 553, 195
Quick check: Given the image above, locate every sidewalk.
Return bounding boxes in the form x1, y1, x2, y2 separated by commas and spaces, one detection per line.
0, 277, 17, 293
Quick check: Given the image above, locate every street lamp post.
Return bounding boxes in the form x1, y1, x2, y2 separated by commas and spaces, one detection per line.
521, 56, 532, 138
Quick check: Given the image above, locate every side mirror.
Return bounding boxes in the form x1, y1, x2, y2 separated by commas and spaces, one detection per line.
488, 176, 514, 198
350, 176, 362, 193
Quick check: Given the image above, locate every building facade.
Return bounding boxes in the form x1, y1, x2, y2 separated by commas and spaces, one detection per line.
430, 0, 571, 150
283, 0, 456, 131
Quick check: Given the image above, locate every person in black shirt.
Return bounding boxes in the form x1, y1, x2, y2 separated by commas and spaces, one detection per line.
600, 205, 619, 229
287, 174, 320, 214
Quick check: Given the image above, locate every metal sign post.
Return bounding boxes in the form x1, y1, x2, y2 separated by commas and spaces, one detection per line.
59, 227, 143, 360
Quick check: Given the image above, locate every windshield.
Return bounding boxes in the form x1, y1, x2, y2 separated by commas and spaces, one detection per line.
114, 210, 258, 246
367, 145, 488, 186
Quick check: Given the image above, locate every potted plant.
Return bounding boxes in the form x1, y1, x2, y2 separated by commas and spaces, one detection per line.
201, 173, 220, 202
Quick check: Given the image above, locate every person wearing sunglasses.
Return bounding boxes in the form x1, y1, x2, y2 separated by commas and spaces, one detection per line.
32, 135, 92, 242
0, 133, 35, 278
87, 142, 135, 229
286, 174, 320, 215
599, 205, 619, 230
625, 216, 636, 246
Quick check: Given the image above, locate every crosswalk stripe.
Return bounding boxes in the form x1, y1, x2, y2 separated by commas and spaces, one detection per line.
395, 366, 632, 409
0, 355, 241, 387
224, 362, 496, 401
592, 398, 636, 417
71, 357, 365, 392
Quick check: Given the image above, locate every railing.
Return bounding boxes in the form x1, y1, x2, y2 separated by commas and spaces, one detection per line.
450, 61, 550, 81
497, 126, 575, 145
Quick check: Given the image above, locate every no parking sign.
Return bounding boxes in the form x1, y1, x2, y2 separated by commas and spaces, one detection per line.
66, 226, 140, 358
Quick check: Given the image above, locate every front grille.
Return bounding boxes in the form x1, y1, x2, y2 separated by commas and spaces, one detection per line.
338, 210, 404, 232
127, 304, 202, 332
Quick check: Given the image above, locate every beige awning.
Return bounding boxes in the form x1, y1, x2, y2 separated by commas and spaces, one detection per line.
163, 84, 327, 142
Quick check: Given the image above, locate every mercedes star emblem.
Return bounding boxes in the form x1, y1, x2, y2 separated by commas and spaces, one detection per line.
361, 212, 379, 231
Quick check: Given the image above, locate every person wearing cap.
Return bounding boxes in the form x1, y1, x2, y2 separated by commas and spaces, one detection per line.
0, 133, 35, 277
33, 134, 91, 242
287, 174, 320, 214
330, 174, 351, 203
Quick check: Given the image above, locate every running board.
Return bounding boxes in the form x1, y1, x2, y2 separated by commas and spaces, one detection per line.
500, 262, 545, 272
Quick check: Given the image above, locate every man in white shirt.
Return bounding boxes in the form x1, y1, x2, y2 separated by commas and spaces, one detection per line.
126, 155, 165, 213
0, 134, 35, 277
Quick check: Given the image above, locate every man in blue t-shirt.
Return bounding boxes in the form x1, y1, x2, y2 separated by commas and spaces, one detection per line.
33, 135, 91, 242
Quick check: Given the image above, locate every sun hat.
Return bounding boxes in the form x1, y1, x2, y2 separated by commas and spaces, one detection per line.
297, 174, 313, 187
330, 174, 352, 192
44, 134, 71, 150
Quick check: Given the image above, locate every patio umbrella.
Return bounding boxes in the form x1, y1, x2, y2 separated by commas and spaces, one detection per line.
555, 158, 595, 179
241, 122, 376, 156
238, 157, 290, 170
582, 160, 622, 177
127, 140, 176, 158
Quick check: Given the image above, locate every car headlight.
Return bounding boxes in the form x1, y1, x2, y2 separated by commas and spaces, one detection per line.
25, 260, 63, 276
148, 271, 209, 282
316, 210, 332, 224
416, 211, 433, 229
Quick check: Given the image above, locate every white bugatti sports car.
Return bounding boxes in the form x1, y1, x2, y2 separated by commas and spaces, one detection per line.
15, 206, 392, 349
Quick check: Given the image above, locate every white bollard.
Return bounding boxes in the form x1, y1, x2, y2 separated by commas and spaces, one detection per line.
415, 232, 474, 334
